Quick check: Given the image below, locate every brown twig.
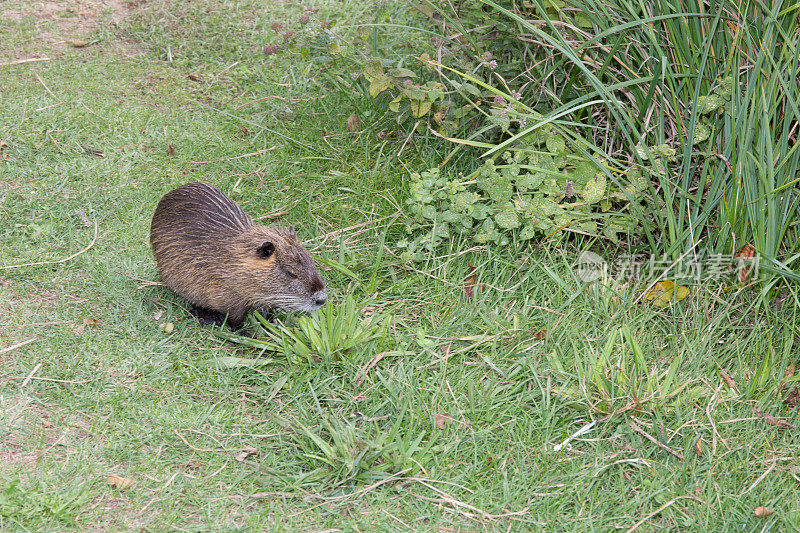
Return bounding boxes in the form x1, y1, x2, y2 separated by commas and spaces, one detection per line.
20, 363, 42, 387
186, 147, 278, 165
0, 337, 38, 355
34, 71, 60, 101
354, 351, 388, 385
0, 220, 98, 270
2, 375, 101, 384
628, 419, 684, 460
0, 57, 51, 67
625, 495, 702, 533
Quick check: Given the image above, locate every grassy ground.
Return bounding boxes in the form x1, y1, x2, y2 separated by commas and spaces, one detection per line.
1, 0, 799, 531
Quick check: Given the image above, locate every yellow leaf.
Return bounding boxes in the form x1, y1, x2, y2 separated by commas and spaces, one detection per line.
674, 285, 690, 301
651, 289, 674, 308
369, 75, 392, 97
410, 99, 432, 118
107, 475, 134, 491
644, 280, 689, 307
754, 506, 771, 518
644, 280, 674, 300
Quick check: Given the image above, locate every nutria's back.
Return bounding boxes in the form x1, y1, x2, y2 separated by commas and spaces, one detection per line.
150, 182, 326, 329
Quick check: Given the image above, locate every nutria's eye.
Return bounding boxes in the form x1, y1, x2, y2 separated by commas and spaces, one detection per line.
286, 270, 298, 279
257, 241, 275, 259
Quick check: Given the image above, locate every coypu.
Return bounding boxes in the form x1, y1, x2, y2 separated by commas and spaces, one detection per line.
150, 182, 327, 331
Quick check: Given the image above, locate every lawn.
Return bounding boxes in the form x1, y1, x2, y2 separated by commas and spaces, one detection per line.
1, 0, 798, 531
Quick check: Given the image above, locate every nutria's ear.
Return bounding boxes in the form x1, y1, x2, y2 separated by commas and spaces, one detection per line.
257, 241, 275, 259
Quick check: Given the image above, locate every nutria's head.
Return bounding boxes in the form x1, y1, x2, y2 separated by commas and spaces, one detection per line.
232, 226, 327, 313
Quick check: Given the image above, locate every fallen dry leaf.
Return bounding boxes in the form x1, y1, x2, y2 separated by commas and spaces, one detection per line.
464, 263, 477, 300
236, 445, 259, 462
736, 243, 756, 283
107, 475, 134, 491
346, 114, 362, 132
784, 388, 799, 409
435, 413, 453, 430
67, 39, 90, 48
785, 365, 795, 379
187, 73, 201, 82
754, 506, 771, 518
82, 145, 104, 157
167, 144, 175, 156
434, 413, 469, 430
693, 437, 703, 456
720, 370, 737, 390
534, 329, 547, 340
754, 407, 796, 429
83, 317, 99, 326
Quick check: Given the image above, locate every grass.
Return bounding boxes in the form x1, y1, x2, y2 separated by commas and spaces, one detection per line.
1, 0, 799, 531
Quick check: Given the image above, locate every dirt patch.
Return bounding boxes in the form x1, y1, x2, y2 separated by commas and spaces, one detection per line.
2, 0, 135, 58
0, 277, 61, 342
0, 398, 101, 473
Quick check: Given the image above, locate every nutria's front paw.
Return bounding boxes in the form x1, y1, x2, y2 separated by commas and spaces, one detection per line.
254, 307, 276, 322
233, 327, 254, 338
189, 305, 225, 326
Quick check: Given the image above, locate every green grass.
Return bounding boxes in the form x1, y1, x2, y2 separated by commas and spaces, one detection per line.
1, 0, 799, 531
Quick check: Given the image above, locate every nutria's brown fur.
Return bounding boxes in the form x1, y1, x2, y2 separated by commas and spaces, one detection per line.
150, 182, 326, 330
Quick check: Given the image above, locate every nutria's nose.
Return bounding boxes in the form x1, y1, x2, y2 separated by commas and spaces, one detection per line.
312, 290, 327, 307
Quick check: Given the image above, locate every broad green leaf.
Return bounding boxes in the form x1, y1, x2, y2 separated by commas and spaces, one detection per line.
692, 122, 711, 144
389, 67, 418, 78
488, 176, 513, 203
582, 173, 607, 204
410, 99, 432, 118
695, 94, 725, 114
363, 60, 383, 80
494, 202, 520, 229
546, 135, 567, 155
369, 75, 392, 97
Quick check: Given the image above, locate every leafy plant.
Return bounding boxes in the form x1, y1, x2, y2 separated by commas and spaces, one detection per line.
0, 475, 87, 529
581, 325, 702, 416
286, 411, 434, 487
398, 138, 651, 259
215, 296, 390, 362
